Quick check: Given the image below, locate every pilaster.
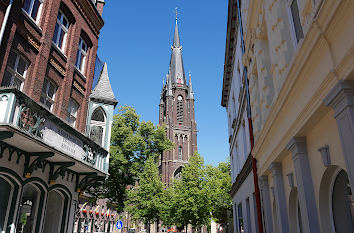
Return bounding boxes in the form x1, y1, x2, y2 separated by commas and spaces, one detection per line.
287, 137, 320, 233
259, 175, 274, 233
324, 80, 354, 195
269, 163, 290, 233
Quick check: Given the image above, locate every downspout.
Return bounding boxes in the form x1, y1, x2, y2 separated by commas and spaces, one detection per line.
0, 0, 14, 48
236, 0, 264, 232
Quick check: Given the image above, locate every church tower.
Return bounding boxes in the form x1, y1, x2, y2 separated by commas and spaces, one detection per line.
159, 16, 197, 186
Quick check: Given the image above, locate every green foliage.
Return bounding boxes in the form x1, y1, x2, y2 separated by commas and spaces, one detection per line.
159, 154, 232, 228
98, 106, 174, 211
125, 157, 164, 225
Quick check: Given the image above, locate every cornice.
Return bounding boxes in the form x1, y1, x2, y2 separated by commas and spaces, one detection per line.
252, 0, 345, 174
73, 0, 104, 37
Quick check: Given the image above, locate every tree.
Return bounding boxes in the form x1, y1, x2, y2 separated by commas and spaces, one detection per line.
96, 106, 174, 211
205, 161, 232, 225
164, 153, 212, 229
125, 157, 164, 233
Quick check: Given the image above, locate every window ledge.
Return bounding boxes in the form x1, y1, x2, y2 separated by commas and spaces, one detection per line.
51, 42, 67, 62
74, 67, 87, 81
21, 9, 42, 36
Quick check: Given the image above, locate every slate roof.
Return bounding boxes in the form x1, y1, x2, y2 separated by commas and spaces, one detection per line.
90, 62, 118, 106
168, 19, 186, 85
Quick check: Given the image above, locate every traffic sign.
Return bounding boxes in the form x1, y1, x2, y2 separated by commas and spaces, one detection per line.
116, 220, 123, 230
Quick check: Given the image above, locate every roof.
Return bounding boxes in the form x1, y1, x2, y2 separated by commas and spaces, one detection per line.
221, 0, 239, 107
90, 62, 118, 106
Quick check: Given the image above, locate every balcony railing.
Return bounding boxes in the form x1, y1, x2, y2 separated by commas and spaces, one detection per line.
0, 87, 108, 172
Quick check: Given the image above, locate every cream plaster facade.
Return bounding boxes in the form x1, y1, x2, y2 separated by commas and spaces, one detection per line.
239, 0, 354, 232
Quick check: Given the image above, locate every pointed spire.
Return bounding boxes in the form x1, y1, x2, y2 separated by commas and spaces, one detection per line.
168, 10, 186, 85
90, 63, 118, 106
188, 71, 194, 99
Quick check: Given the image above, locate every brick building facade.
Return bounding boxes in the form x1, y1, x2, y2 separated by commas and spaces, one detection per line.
0, 0, 119, 233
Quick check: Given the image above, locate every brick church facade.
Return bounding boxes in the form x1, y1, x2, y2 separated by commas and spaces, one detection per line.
158, 17, 198, 186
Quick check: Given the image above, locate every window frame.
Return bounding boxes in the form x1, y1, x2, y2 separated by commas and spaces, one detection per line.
53, 10, 69, 53
90, 108, 106, 147
40, 78, 57, 111
75, 38, 88, 74
22, 0, 44, 25
67, 99, 79, 127
287, 0, 304, 47
2, 51, 29, 90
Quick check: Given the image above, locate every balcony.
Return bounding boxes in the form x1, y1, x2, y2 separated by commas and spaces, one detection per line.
0, 87, 108, 177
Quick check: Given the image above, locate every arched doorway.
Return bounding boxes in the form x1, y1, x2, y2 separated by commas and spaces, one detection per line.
289, 188, 303, 233
0, 176, 12, 232
16, 183, 42, 233
43, 189, 66, 233
331, 170, 354, 233
319, 166, 354, 233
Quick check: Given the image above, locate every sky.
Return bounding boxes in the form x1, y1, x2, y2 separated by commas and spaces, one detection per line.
97, 0, 229, 166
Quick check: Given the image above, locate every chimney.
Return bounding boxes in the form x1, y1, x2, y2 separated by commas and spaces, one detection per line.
96, 0, 105, 16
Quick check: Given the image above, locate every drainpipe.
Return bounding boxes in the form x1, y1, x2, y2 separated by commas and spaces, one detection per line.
0, 0, 13, 48
235, 0, 264, 232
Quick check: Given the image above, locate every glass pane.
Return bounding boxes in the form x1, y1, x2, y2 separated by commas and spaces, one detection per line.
75, 50, 81, 68
1, 70, 13, 87
45, 101, 52, 110
40, 96, 45, 105
42, 79, 48, 92
47, 83, 55, 99
291, 0, 304, 42
80, 54, 85, 71
23, 0, 31, 13
53, 23, 59, 44
7, 51, 16, 69
31, 0, 40, 20
57, 12, 62, 21
59, 29, 65, 49
91, 109, 105, 122
90, 125, 103, 146
62, 17, 68, 29
17, 57, 27, 76
13, 78, 22, 90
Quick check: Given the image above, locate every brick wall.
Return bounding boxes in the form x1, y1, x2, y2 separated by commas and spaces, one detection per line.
0, 0, 104, 134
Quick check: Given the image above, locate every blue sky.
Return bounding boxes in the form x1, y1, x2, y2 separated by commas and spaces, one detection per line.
97, 0, 229, 166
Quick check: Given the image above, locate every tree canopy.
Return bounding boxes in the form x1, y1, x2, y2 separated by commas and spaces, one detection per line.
97, 106, 174, 211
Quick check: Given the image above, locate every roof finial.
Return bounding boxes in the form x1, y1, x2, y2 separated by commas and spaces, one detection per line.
175, 7, 178, 24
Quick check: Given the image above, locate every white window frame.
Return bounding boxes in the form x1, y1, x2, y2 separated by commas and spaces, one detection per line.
22, 0, 44, 24
287, 0, 304, 48
40, 78, 57, 111
67, 99, 79, 127
90, 108, 106, 147
53, 10, 69, 53
2, 51, 28, 90
75, 38, 88, 74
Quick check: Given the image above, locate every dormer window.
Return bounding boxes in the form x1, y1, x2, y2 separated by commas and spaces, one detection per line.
90, 108, 106, 146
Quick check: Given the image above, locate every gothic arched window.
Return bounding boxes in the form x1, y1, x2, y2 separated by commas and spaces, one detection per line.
177, 95, 183, 123
90, 107, 106, 146
178, 146, 182, 161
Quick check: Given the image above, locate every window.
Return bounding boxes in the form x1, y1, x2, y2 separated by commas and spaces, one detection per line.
53, 11, 69, 52
178, 146, 182, 161
40, 78, 57, 111
288, 0, 304, 43
75, 38, 88, 73
67, 99, 79, 127
177, 95, 184, 124
1, 51, 28, 90
23, 0, 43, 24
90, 108, 106, 146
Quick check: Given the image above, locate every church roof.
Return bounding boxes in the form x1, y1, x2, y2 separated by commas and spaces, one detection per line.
168, 19, 186, 85
90, 62, 118, 106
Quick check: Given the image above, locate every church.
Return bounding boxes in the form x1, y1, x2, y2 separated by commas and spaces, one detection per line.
158, 16, 198, 186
